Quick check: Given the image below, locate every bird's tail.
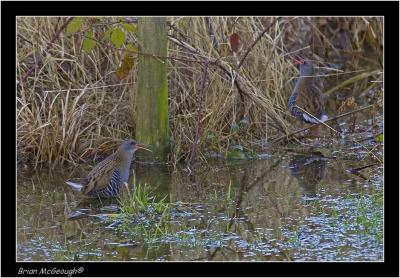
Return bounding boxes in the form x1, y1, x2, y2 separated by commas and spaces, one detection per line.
65, 180, 83, 192
320, 115, 328, 122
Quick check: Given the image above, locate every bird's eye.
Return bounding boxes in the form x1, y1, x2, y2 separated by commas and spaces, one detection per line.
130, 142, 135, 145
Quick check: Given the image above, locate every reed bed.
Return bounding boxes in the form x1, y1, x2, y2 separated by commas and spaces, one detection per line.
17, 16, 383, 168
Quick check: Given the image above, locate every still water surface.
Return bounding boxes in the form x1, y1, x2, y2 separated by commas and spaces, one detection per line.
17, 152, 383, 261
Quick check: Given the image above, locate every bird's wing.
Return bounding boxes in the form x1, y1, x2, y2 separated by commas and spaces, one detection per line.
86, 154, 114, 177
310, 85, 327, 119
82, 159, 119, 195
297, 85, 326, 122
88, 169, 122, 197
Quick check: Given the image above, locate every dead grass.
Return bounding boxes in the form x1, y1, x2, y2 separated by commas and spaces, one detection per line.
16, 16, 383, 168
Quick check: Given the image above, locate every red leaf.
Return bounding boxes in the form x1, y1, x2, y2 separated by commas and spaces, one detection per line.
230, 33, 240, 53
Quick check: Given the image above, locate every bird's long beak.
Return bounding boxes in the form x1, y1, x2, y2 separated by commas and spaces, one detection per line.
135, 143, 152, 152
293, 55, 304, 65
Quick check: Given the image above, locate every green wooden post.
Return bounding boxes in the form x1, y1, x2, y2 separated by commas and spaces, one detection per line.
136, 17, 169, 161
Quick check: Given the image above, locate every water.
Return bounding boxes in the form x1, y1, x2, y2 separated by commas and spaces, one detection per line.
17, 151, 383, 261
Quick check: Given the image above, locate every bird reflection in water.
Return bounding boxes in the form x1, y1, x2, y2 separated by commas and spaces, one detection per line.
289, 155, 327, 197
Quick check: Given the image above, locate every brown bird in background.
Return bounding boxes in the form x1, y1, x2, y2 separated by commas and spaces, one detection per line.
66, 139, 151, 198
288, 57, 328, 125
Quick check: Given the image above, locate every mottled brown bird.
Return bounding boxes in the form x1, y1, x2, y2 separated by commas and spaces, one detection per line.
66, 139, 151, 198
288, 57, 328, 124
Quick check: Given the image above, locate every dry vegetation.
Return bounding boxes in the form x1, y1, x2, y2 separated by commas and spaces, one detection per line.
17, 16, 383, 168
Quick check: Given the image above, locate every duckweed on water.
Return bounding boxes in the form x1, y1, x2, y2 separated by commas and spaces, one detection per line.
85, 178, 383, 261
17, 152, 383, 261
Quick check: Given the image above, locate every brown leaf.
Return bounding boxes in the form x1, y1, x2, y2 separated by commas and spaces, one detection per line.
230, 33, 240, 53
115, 54, 134, 80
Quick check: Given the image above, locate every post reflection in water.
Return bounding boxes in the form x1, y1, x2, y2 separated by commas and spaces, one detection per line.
17, 153, 382, 261
168, 159, 306, 261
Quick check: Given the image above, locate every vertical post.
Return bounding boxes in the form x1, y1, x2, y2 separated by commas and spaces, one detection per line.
136, 17, 169, 161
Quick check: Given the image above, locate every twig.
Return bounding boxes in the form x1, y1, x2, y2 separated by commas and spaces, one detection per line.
348, 163, 380, 173
295, 105, 342, 135
43, 82, 135, 93
17, 34, 34, 46
170, 33, 286, 135
346, 163, 379, 180
18, 17, 74, 87
272, 104, 374, 144
167, 32, 247, 104
164, 24, 289, 135
237, 17, 280, 69
273, 104, 382, 163
187, 60, 210, 168
214, 63, 246, 103
167, 21, 191, 41
324, 70, 382, 97
205, 17, 218, 51
85, 34, 206, 65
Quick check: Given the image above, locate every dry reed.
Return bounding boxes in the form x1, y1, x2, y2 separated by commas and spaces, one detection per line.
17, 16, 383, 168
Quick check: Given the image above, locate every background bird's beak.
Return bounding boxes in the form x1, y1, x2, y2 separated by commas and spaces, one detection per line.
293, 55, 304, 65
135, 143, 152, 152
